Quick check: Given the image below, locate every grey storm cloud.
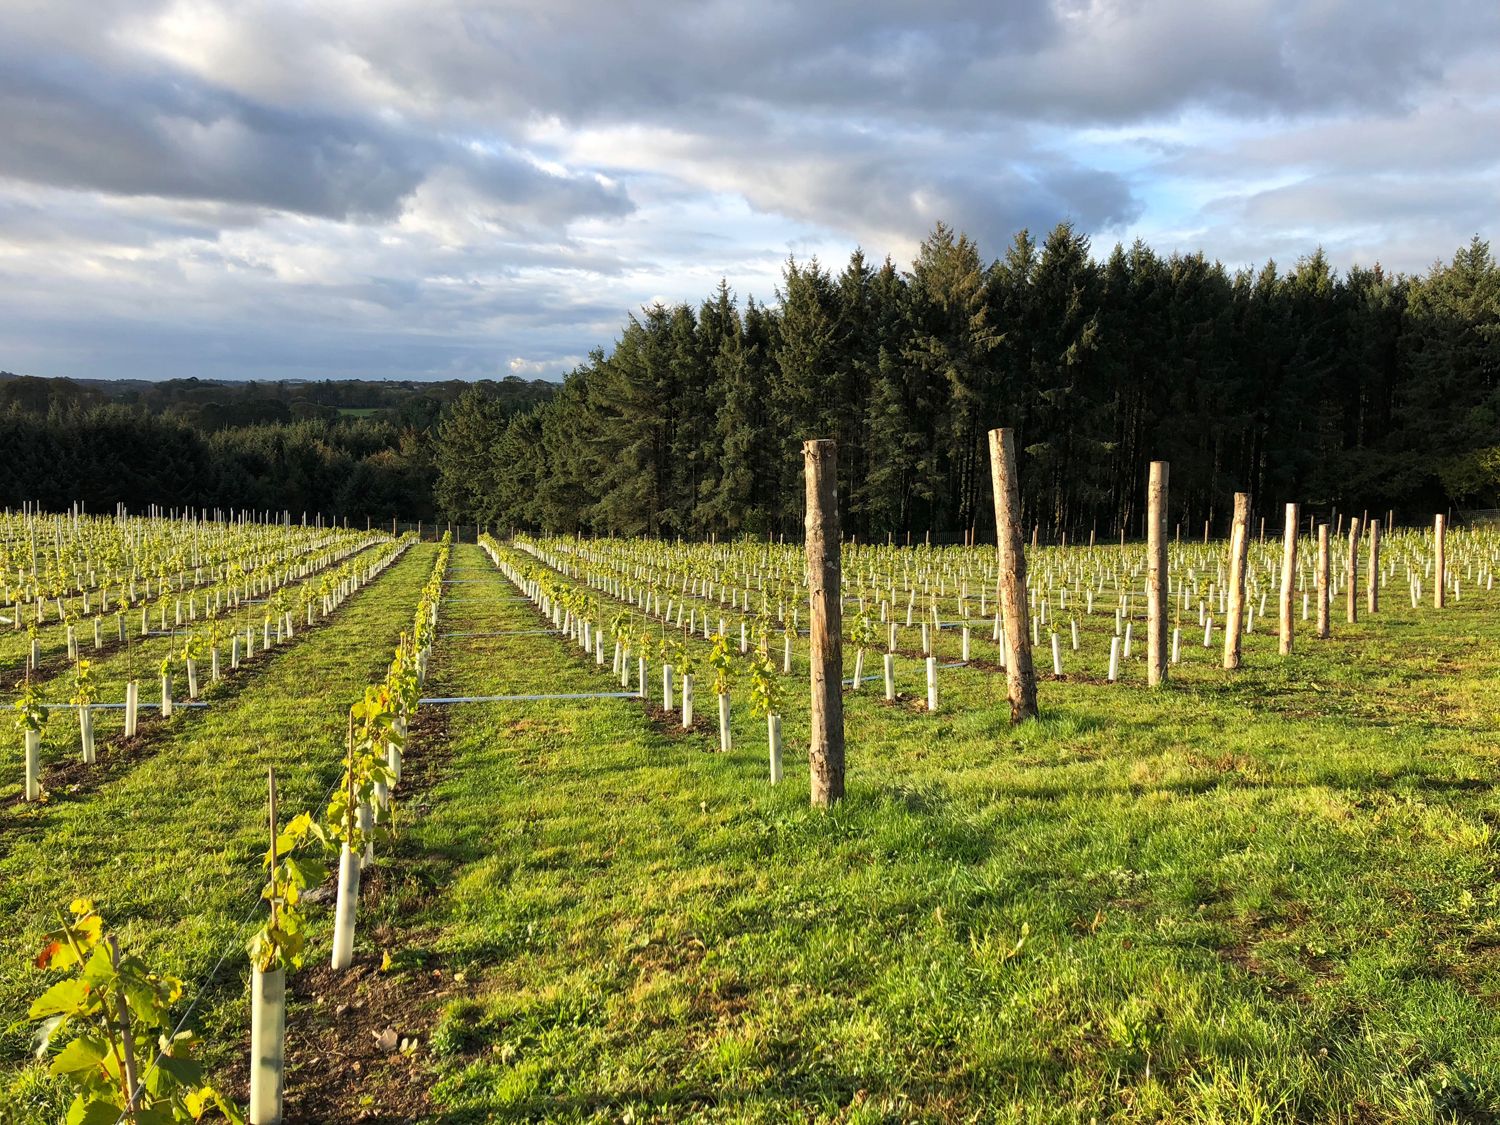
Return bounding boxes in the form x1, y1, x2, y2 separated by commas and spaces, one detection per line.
307, 0, 1500, 126
0, 43, 633, 224
0, 54, 405, 218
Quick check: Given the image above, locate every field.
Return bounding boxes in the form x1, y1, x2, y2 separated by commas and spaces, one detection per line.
3, 516, 1500, 1123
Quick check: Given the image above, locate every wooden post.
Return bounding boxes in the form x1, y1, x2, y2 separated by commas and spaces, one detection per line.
1279, 503, 1299, 656
1367, 519, 1381, 613
1315, 524, 1330, 639
1434, 514, 1446, 608
988, 428, 1038, 721
1345, 517, 1361, 624
804, 440, 844, 807
1224, 492, 1250, 670
1146, 461, 1169, 686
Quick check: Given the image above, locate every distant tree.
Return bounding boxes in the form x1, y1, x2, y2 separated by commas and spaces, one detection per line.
904, 223, 1000, 537
492, 410, 545, 532
1398, 236, 1500, 507
433, 388, 508, 523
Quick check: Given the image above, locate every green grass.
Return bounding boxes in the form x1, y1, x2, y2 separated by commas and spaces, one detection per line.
0, 545, 437, 1122
8, 539, 1500, 1122
364, 544, 1500, 1123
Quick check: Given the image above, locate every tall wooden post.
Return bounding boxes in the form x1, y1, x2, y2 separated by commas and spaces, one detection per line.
1279, 503, 1299, 656
1224, 492, 1250, 670
1315, 524, 1330, 639
1345, 517, 1361, 624
1434, 514, 1446, 608
804, 440, 844, 807
1146, 462, 1169, 686
988, 428, 1038, 721
1367, 519, 1381, 613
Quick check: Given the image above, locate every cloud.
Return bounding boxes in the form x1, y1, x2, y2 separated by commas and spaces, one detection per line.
100, 0, 1495, 130
0, 50, 421, 219
0, 43, 635, 229
0, 0, 1497, 381
508, 355, 584, 378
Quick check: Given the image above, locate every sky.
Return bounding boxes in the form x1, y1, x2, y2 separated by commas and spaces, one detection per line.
0, 0, 1496, 384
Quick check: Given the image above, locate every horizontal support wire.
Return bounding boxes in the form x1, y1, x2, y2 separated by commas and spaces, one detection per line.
37, 701, 211, 710
419, 692, 637, 705
440, 629, 557, 638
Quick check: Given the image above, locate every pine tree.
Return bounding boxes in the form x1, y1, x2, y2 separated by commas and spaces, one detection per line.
1399, 236, 1500, 505
771, 258, 840, 535
432, 388, 507, 523
1025, 222, 1100, 540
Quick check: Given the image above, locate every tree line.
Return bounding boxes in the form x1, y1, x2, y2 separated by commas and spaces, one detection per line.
0, 372, 554, 431
0, 378, 555, 522
437, 224, 1500, 541
0, 408, 437, 520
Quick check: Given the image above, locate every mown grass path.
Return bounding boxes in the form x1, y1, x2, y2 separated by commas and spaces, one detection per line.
0, 544, 438, 1121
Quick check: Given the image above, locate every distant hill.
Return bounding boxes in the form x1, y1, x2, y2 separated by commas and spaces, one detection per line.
0, 372, 556, 431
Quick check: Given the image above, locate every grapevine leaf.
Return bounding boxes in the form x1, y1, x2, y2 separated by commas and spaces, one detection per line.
29, 978, 91, 1018
49, 1034, 108, 1076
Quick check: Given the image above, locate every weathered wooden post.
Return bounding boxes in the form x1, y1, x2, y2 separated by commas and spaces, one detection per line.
988, 428, 1038, 720
1345, 517, 1361, 624
1434, 514, 1446, 608
1367, 519, 1381, 613
1147, 462, 1169, 686
1224, 492, 1250, 670
804, 439, 844, 808
1279, 502, 1299, 656
1315, 524, 1330, 639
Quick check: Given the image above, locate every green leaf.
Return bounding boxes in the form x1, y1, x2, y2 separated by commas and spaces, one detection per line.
133, 1104, 174, 1125
66, 1096, 125, 1125
80, 945, 117, 990
156, 1053, 204, 1087
287, 856, 328, 889
50, 1035, 108, 1076
30, 978, 92, 1018
122, 977, 170, 1031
